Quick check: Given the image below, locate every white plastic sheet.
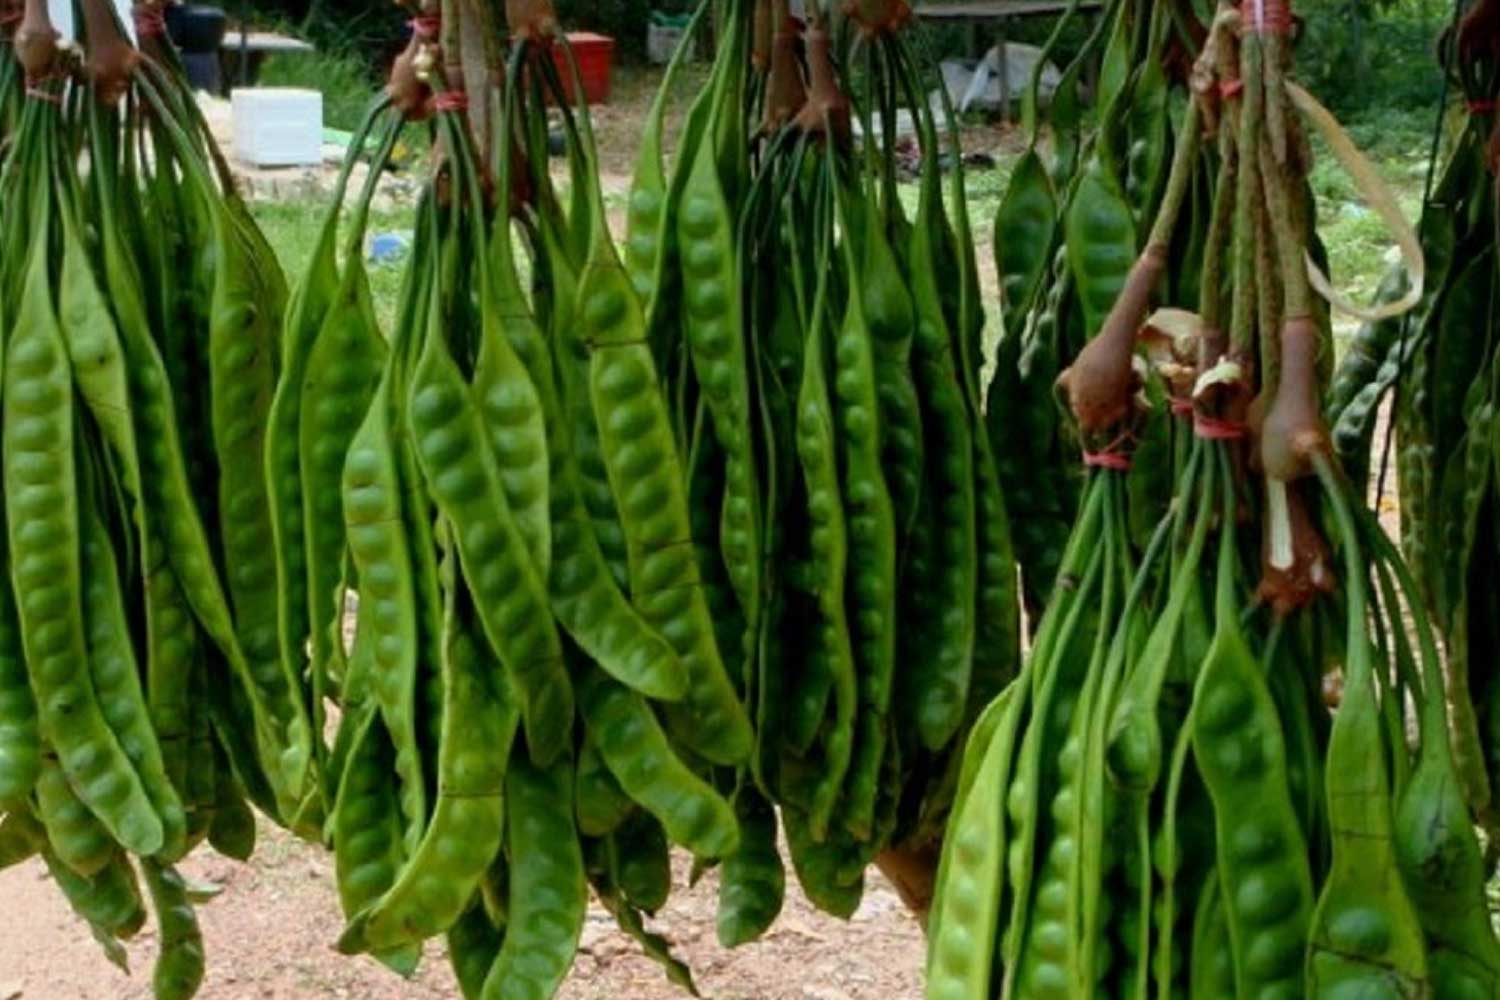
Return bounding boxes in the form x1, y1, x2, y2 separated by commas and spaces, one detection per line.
940, 42, 1060, 114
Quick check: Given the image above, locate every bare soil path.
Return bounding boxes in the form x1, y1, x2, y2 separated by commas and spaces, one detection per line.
0, 820, 924, 1000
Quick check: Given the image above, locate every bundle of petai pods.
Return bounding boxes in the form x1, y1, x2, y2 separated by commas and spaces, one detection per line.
311, 0, 1024, 989
625, 0, 1023, 921
232, 8, 729, 999
0, 0, 299, 995
933, 1, 1500, 997
5, 0, 1500, 996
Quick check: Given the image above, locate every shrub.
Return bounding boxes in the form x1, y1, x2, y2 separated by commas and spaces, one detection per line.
254, 44, 379, 133
1294, 0, 1448, 116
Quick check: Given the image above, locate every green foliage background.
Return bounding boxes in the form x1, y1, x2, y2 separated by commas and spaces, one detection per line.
913, 0, 1449, 119
1294, 0, 1449, 115
247, 0, 1454, 132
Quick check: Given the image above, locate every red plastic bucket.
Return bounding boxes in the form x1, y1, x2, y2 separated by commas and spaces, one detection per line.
553, 32, 615, 105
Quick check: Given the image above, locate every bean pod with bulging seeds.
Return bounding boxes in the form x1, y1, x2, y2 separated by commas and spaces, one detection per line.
0, 1, 350, 987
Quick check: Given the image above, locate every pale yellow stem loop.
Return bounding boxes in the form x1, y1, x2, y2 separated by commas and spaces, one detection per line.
1288, 81, 1426, 322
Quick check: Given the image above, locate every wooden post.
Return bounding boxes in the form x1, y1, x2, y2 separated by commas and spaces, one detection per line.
995, 14, 1010, 124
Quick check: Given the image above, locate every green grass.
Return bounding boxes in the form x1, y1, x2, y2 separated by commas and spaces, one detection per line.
251, 198, 416, 329
248, 99, 1423, 360
1308, 110, 1431, 330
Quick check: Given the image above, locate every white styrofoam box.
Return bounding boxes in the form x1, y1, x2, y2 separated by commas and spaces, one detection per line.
851, 109, 918, 143
646, 23, 685, 65
232, 88, 323, 168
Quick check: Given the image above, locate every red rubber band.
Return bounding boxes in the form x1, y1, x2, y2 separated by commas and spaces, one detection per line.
410, 14, 441, 37
1085, 451, 1132, 472
25, 86, 62, 104
1169, 397, 1195, 419
432, 90, 468, 112
1083, 429, 1134, 471
0, 9, 22, 27
1469, 99, 1499, 115
1194, 414, 1248, 441
1219, 79, 1244, 101
1240, 0, 1292, 35
132, 5, 166, 37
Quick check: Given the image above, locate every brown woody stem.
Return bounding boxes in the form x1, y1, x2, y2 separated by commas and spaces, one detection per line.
753, 0, 773, 71
794, 14, 850, 141
1063, 245, 1163, 434
1258, 477, 1334, 615
387, 29, 435, 119
1197, 151, 1236, 369
1238, 0, 1291, 36
1228, 28, 1264, 355
81, 0, 138, 105
1147, 98, 1204, 250
1062, 98, 1202, 435
842, 0, 911, 38
763, 0, 805, 133
506, 0, 558, 42
1251, 143, 1283, 413
15, 0, 59, 82
1260, 315, 1327, 481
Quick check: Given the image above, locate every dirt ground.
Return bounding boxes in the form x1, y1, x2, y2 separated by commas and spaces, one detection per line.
0, 820, 925, 1000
